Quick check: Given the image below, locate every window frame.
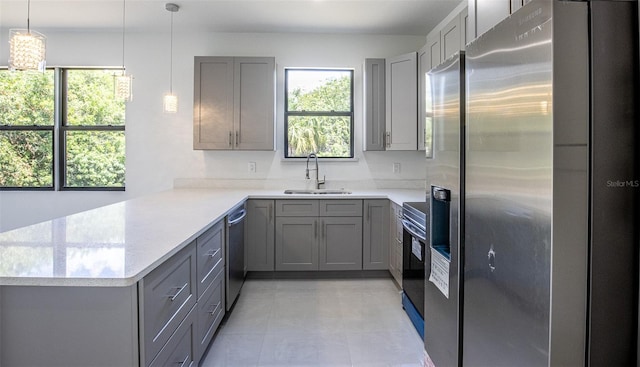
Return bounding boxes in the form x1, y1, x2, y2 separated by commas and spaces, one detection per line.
0, 68, 56, 191
284, 68, 355, 159
58, 68, 126, 191
0, 67, 126, 191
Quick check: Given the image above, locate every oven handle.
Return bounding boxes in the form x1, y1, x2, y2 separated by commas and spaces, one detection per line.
402, 219, 426, 242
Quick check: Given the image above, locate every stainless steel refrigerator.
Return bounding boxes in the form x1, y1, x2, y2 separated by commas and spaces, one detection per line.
461, 0, 638, 366
423, 51, 465, 367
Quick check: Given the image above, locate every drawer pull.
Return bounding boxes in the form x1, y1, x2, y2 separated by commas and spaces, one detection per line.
167, 283, 188, 302
176, 355, 189, 366
208, 301, 222, 315
204, 248, 221, 258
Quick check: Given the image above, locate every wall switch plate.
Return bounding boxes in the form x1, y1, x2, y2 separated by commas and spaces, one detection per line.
248, 162, 256, 173
393, 162, 401, 174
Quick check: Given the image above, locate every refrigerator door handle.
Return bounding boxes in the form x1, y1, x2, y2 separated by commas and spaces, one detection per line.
488, 245, 496, 272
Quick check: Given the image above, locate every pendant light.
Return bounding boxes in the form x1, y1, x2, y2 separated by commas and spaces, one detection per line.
163, 3, 179, 113
8, 0, 46, 71
115, 0, 133, 101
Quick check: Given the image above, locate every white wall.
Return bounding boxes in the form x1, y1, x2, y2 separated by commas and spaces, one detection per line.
0, 29, 427, 232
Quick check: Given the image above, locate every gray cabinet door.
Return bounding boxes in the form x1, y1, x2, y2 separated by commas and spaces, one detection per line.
193, 56, 275, 151
363, 199, 390, 270
385, 52, 418, 150
194, 57, 234, 150
246, 199, 275, 271
234, 57, 275, 150
275, 217, 318, 271
363, 58, 386, 151
319, 217, 363, 271
141, 242, 197, 366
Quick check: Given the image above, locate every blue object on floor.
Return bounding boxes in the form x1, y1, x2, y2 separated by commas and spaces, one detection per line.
402, 291, 424, 339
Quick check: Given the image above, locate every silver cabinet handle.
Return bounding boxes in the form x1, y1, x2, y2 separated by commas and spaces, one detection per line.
204, 248, 220, 258
235, 131, 239, 147
176, 355, 189, 366
167, 282, 188, 301
229, 131, 233, 147
208, 301, 221, 316
314, 221, 317, 238
386, 131, 391, 148
268, 202, 273, 223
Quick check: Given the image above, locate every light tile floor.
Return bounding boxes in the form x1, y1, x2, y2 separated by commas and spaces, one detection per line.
200, 277, 425, 367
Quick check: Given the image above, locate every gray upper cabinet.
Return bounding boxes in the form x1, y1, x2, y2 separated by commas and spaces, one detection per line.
363, 199, 390, 270
363, 58, 386, 151
246, 199, 275, 271
194, 56, 275, 150
385, 52, 418, 150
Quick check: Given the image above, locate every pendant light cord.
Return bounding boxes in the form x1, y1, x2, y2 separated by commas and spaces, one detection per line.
169, 10, 174, 93
121, 0, 126, 75
27, 0, 31, 32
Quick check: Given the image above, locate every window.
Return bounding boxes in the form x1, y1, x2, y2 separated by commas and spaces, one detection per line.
0, 68, 126, 191
0, 70, 55, 189
285, 68, 354, 158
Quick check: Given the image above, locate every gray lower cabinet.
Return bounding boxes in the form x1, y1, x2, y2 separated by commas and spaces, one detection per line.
246, 199, 275, 271
275, 216, 318, 271
275, 200, 363, 271
363, 199, 390, 270
142, 218, 226, 367
196, 268, 225, 360
140, 242, 197, 367
319, 217, 363, 270
149, 307, 198, 367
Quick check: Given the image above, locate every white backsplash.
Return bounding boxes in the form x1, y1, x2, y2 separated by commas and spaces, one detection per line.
173, 178, 425, 190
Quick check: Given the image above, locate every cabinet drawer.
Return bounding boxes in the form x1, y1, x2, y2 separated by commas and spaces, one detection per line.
320, 200, 363, 217
149, 307, 197, 367
196, 268, 225, 360
196, 220, 224, 300
276, 200, 319, 217
142, 243, 197, 365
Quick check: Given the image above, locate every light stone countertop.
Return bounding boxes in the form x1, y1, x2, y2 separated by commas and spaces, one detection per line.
0, 188, 424, 287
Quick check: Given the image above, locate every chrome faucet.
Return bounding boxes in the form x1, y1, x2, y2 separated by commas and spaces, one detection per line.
305, 152, 325, 189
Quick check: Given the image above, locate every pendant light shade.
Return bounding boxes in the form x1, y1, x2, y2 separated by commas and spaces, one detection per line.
163, 3, 179, 113
9, 0, 46, 71
115, 0, 133, 101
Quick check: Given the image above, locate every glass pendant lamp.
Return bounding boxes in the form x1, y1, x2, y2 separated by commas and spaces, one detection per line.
163, 3, 180, 113
9, 0, 46, 72
115, 0, 133, 101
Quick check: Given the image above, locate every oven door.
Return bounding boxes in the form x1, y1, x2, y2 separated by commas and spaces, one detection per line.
402, 218, 426, 318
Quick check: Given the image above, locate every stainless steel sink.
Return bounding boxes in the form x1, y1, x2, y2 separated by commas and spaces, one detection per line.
284, 189, 352, 195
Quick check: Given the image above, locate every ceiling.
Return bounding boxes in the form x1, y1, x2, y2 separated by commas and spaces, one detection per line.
0, 0, 464, 35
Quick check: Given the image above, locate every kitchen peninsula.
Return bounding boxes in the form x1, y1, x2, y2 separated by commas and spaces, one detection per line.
0, 188, 422, 366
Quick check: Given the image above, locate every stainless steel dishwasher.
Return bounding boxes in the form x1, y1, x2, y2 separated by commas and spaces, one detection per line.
226, 203, 247, 310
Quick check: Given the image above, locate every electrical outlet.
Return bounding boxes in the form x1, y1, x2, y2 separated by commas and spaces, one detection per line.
248, 162, 256, 173
393, 162, 401, 174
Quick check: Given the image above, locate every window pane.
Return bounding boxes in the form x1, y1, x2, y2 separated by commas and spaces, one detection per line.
0, 70, 54, 126
287, 116, 351, 158
65, 131, 125, 188
0, 130, 53, 187
287, 70, 352, 112
66, 69, 125, 126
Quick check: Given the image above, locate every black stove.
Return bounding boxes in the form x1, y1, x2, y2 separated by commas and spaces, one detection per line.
401, 201, 427, 337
